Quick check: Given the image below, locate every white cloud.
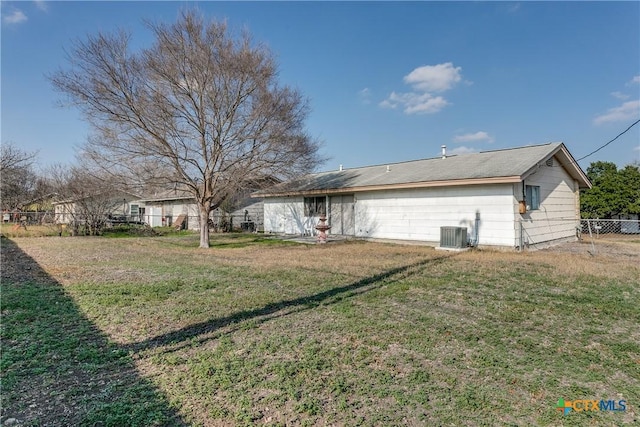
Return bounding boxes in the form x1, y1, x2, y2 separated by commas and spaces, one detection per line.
406, 96, 448, 114
448, 146, 478, 155
594, 100, 640, 125
380, 62, 463, 115
358, 88, 372, 105
403, 63, 462, 93
611, 91, 630, 100
3, 9, 27, 24
631, 76, 640, 85
453, 131, 494, 143
34, 1, 48, 12
379, 91, 449, 114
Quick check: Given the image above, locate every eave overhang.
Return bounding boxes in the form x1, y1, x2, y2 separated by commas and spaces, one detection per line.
254, 175, 523, 198
521, 143, 592, 189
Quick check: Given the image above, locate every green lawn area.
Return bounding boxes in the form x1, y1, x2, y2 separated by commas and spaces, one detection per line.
2, 234, 639, 426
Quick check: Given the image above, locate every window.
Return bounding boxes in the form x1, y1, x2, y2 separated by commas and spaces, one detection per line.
129, 204, 140, 220
304, 196, 326, 217
525, 185, 540, 210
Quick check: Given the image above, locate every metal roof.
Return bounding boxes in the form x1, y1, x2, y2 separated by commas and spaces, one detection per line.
255, 142, 591, 197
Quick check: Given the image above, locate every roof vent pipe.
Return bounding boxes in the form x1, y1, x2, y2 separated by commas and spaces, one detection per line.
386, 165, 390, 172
339, 164, 343, 171
441, 145, 447, 159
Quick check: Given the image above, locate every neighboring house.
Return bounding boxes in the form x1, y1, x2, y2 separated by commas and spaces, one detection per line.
138, 190, 197, 229
8, 193, 58, 224
212, 196, 264, 232
53, 191, 142, 224
138, 189, 264, 231
253, 142, 592, 249
22, 193, 57, 213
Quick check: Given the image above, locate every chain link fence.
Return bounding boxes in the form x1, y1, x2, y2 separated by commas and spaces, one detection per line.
575, 218, 640, 256
145, 212, 263, 232
514, 217, 639, 253
2, 211, 56, 225
1, 210, 264, 233
3, 211, 637, 256
580, 218, 640, 237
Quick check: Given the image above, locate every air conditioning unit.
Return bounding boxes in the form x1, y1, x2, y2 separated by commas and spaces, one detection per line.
440, 226, 468, 249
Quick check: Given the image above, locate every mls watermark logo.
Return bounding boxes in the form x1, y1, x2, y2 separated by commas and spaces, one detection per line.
556, 398, 627, 415
556, 398, 573, 415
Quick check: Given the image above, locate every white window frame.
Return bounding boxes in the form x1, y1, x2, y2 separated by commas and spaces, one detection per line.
304, 196, 326, 217
525, 185, 540, 210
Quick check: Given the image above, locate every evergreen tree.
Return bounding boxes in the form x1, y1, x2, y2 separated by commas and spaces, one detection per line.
581, 161, 640, 218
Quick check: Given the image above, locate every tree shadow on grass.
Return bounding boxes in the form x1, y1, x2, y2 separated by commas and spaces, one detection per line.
125, 254, 452, 355
0, 238, 187, 426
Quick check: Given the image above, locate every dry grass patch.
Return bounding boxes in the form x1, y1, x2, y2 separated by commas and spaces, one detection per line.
0, 223, 64, 238
3, 234, 639, 426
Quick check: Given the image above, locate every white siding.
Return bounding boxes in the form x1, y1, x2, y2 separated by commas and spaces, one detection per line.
145, 206, 163, 227
54, 202, 76, 224
184, 203, 199, 230
264, 197, 303, 234
261, 160, 581, 248
167, 202, 198, 230
517, 157, 579, 245
263, 197, 325, 235
141, 200, 199, 230
354, 184, 516, 246
54, 194, 140, 224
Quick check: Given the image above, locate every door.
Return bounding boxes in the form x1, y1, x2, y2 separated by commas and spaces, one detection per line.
147, 206, 162, 227
330, 195, 355, 235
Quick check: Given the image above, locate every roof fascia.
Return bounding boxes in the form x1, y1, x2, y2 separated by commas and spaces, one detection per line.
53, 190, 141, 205
520, 143, 592, 189
138, 196, 195, 203
257, 175, 521, 197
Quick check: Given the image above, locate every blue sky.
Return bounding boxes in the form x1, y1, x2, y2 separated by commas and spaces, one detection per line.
2, 1, 639, 174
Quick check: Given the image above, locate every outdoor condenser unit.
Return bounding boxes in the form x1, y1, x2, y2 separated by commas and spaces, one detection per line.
440, 226, 468, 249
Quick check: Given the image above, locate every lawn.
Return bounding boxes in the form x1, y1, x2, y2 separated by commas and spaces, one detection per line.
2, 233, 639, 426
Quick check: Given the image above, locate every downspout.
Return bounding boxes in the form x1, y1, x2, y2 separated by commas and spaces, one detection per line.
521, 179, 524, 250
325, 195, 330, 234
473, 211, 480, 247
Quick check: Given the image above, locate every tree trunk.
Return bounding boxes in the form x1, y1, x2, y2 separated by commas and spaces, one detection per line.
198, 204, 210, 248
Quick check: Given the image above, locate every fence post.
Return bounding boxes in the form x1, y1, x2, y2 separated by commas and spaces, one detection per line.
585, 219, 596, 255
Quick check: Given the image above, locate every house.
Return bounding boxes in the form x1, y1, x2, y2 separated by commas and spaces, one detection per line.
138, 189, 264, 231
6, 193, 58, 225
138, 190, 197, 229
253, 142, 592, 249
53, 191, 142, 225
213, 196, 264, 232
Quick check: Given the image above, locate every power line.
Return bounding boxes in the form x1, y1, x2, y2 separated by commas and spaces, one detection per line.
576, 118, 640, 161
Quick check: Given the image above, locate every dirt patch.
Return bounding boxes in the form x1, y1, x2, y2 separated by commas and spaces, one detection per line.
540, 237, 640, 260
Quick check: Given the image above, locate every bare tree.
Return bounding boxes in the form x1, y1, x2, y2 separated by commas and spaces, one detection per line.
0, 143, 38, 211
48, 164, 130, 236
50, 10, 322, 247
